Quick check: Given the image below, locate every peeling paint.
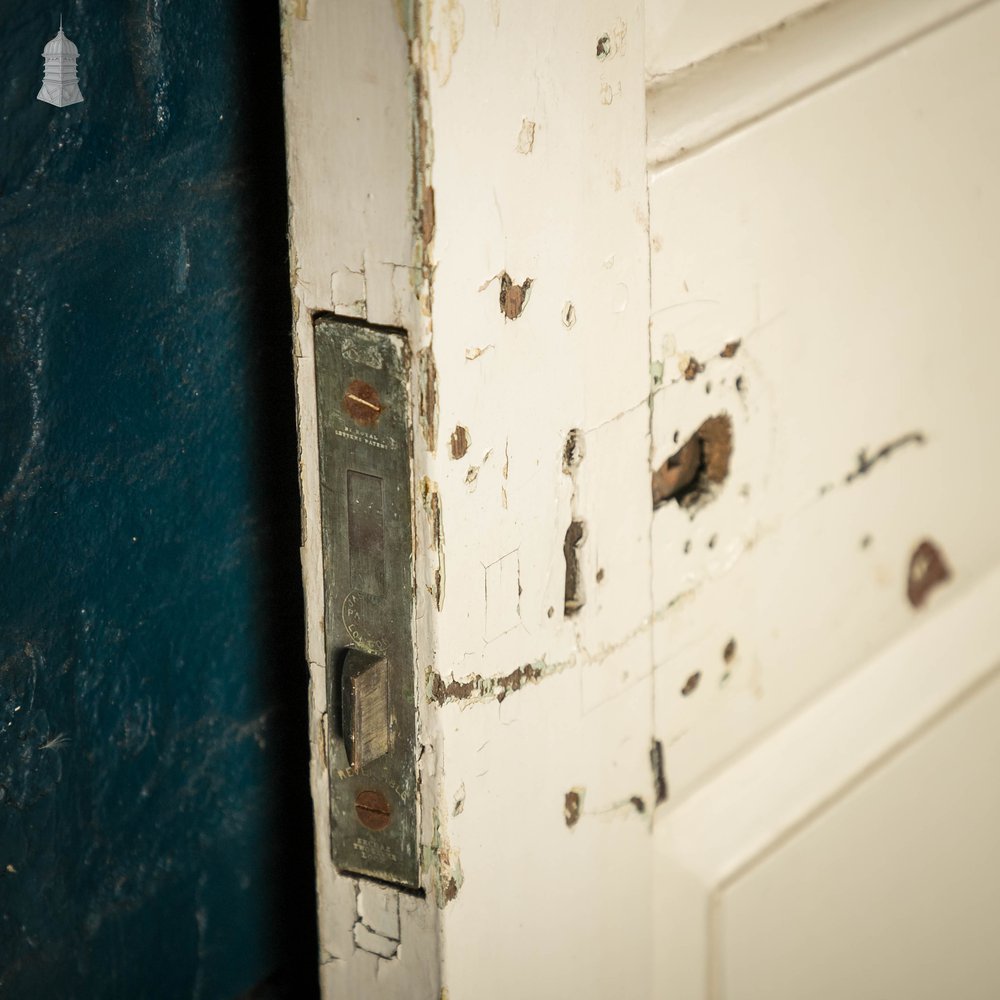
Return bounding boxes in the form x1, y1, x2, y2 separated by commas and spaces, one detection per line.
425, 811, 464, 907
422, 185, 436, 255
464, 344, 494, 361
417, 347, 438, 452
562, 428, 585, 474
516, 118, 536, 154
421, 477, 445, 610
428, 0, 465, 85
429, 660, 549, 705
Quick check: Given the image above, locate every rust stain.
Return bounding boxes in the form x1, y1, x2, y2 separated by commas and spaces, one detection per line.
294, 0, 308, 19
650, 739, 668, 805
342, 379, 382, 427
907, 539, 951, 608
681, 671, 701, 697
417, 348, 438, 452
449, 424, 469, 459
720, 340, 741, 358
629, 795, 646, 814
564, 789, 583, 828
499, 271, 532, 320
723, 638, 737, 663
652, 414, 733, 511
429, 661, 546, 706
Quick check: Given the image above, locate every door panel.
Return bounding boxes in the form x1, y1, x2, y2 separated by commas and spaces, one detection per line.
282, 0, 1000, 996
648, 2, 1000, 995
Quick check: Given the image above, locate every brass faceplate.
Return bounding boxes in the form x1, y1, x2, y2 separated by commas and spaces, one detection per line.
314, 316, 419, 888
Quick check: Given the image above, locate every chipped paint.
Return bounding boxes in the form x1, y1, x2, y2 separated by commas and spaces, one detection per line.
682, 356, 704, 380
428, 660, 551, 705
421, 477, 445, 610
516, 118, 536, 154
650, 740, 668, 805
417, 347, 439, 452
652, 413, 732, 510
449, 424, 469, 459
498, 271, 532, 320
425, 811, 464, 907
907, 539, 951, 608
564, 788, 584, 828
428, 0, 465, 85
680, 671, 701, 696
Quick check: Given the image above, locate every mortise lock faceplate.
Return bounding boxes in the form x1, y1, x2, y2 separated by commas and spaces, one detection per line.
314, 316, 419, 888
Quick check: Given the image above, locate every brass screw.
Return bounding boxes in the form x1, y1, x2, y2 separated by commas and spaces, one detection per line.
355, 789, 392, 831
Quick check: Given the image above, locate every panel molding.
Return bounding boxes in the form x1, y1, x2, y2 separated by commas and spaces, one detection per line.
653, 564, 1000, 995
647, 0, 991, 168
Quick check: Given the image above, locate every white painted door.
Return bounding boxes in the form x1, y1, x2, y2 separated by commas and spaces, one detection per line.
280, 1, 1000, 997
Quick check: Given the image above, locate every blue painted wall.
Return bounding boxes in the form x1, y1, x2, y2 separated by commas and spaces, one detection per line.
0, 3, 317, 997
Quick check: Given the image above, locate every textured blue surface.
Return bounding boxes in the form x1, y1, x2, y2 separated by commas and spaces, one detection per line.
0, 3, 316, 997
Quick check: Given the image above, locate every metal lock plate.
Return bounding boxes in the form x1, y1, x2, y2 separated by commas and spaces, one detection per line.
314, 316, 419, 888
